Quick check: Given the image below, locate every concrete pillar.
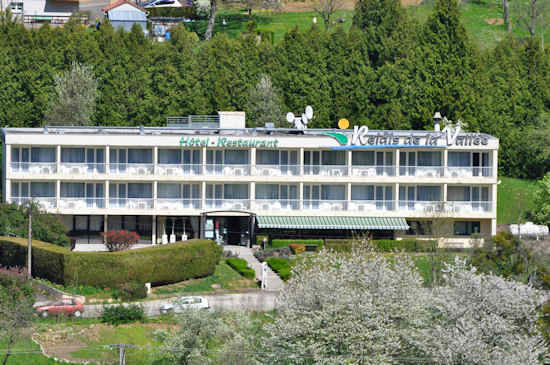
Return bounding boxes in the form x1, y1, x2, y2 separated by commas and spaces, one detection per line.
443, 183, 448, 202
250, 147, 256, 176
5, 144, 11, 176
56, 145, 61, 173
492, 183, 497, 215
491, 218, 497, 237
395, 148, 400, 177
492, 150, 498, 177
152, 215, 156, 244
5, 179, 10, 203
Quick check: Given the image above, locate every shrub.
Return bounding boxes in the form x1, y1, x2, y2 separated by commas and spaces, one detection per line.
0, 266, 33, 299
101, 230, 139, 252
272, 239, 323, 249
102, 304, 144, 326
266, 257, 292, 281
288, 243, 306, 255
324, 239, 438, 253
253, 247, 291, 262
0, 237, 222, 287
147, 5, 197, 19
226, 258, 255, 279
112, 281, 147, 301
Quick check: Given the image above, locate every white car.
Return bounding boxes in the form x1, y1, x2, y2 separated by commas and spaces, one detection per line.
142, 0, 183, 8
159, 296, 209, 314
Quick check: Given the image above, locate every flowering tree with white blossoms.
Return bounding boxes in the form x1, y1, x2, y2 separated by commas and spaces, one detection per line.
412, 257, 548, 365
260, 246, 548, 364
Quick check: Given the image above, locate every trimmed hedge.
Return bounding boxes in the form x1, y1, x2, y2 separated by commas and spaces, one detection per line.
147, 6, 196, 19
325, 239, 438, 253
271, 239, 323, 249
266, 257, 292, 281
226, 258, 255, 279
0, 237, 222, 287
253, 247, 291, 262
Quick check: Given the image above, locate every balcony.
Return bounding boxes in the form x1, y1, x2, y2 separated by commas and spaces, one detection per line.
204, 164, 251, 177
255, 165, 300, 177
398, 201, 492, 213
109, 164, 154, 176
399, 166, 443, 178
157, 164, 202, 176
109, 198, 154, 209
156, 199, 202, 210
11, 162, 57, 174
446, 167, 493, 178
348, 200, 394, 211
58, 198, 105, 209
448, 201, 492, 213
60, 163, 106, 175
205, 199, 250, 210
253, 199, 299, 211
351, 166, 395, 177
9, 196, 56, 210
303, 200, 347, 211
304, 165, 348, 177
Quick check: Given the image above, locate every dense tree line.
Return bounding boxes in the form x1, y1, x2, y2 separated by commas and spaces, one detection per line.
0, 0, 549, 178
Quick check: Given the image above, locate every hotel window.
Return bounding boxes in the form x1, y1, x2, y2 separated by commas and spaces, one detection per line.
400, 151, 441, 176
448, 186, 489, 201
158, 183, 181, 199
407, 221, 432, 235
454, 221, 481, 236
321, 151, 346, 166
257, 150, 298, 166
61, 148, 86, 163
31, 147, 56, 163
448, 152, 491, 177
10, 182, 30, 197
30, 182, 55, 197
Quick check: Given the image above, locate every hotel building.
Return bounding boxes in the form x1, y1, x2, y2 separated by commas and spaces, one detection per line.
1, 112, 498, 247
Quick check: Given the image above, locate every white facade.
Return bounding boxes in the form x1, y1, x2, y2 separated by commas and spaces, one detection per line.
1, 119, 499, 247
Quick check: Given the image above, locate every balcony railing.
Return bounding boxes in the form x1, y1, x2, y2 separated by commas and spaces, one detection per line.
447, 201, 492, 213
398, 200, 492, 213
348, 200, 395, 211
253, 199, 299, 210
60, 163, 106, 174
304, 165, 348, 177
303, 200, 347, 211
58, 198, 105, 209
109, 163, 154, 175
446, 167, 493, 178
255, 165, 300, 177
109, 198, 154, 209
399, 166, 443, 178
205, 199, 250, 210
204, 164, 251, 176
10, 162, 57, 174
9, 197, 56, 210
157, 164, 202, 176
351, 166, 396, 177
156, 198, 202, 210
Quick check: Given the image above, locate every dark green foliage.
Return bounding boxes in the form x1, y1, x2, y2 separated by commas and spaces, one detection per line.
324, 239, 438, 252
102, 304, 144, 325
271, 239, 323, 248
253, 247, 291, 262
226, 258, 255, 279
147, 6, 197, 19
266, 257, 291, 281
112, 281, 147, 301
0, 203, 69, 247
0, 237, 222, 287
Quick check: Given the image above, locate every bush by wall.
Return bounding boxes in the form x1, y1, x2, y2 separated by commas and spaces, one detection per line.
0, 237, 222, 287
102, 304, 144, 326
324, 239, 438, 253
266, 257, 291, 281
271, 239, 323, 249
226, 258, 255, 279
253, 247, 291, 262
147, 6, 197, 19
112, 281, 147, 301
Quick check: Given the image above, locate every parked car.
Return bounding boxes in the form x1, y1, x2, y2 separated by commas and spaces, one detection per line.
35, 298, 84, 318
142, 0, 182, 8
159, 296, 209, 314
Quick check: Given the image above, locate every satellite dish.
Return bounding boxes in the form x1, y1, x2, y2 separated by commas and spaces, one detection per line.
302, 114, 308, 124
305, 105, 313, 119
286, 112, 295, 123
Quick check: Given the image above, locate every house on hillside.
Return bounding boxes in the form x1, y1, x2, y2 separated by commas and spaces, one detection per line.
102, 0, 147, 32
0, 0, 108, 25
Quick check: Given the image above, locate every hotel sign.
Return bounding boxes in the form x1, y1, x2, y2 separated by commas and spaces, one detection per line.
327, 125, 489, 148
179, 136, 279, 148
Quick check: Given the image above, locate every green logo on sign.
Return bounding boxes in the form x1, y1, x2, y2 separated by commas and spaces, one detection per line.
324, 132, 348, 146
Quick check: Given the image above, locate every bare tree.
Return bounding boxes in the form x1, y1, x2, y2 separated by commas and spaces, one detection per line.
503, 0, 512, 32
512, 0, 550, 47
312, 0, 346, 30
204, 0, 217, 40
426, 201, 454, 287
246, 74, 284, 127
45, 61, 98, 126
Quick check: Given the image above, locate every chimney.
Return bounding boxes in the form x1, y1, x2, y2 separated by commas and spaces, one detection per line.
433, 112, 442, 132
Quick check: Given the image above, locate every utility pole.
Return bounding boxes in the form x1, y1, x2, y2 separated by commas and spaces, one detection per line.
27, 202, 32, 279
108, 344, 137, 365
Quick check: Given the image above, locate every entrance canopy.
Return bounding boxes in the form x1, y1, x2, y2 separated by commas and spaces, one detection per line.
256, 216, 409, 230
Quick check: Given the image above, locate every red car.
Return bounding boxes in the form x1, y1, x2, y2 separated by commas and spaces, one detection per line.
35, 298, 84, 318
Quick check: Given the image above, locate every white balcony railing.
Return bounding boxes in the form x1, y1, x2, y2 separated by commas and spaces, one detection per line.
399, 166, 443, 178
156, 198, 202, 210
348, 200, 395, 211
10, 162, 57, 174
445, 167, 493, 178
304, 165, 348, 177
303, 200, 347, 211
109, 163, 154, 175
60, 163, 106, 175
351, 166, 396, 177
252, 199, 299, 210
157, 164, 202, 176
398, 200, 492, 213
109, 198, 154, 209
58, 198, 105, 209
254, 165, 300, 177
205, 199, 250, 210
8, 197, 57, 210
204, 164, 251, 176
447, 201, 492, 213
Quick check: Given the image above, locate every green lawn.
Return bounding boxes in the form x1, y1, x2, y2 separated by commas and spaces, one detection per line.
0, 337, 84, 365
153, 259, 257, 295
497, 176, 537, 224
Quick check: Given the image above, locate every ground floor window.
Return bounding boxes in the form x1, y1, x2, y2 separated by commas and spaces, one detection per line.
407, 220, 432, 235
454, 221, 481, 236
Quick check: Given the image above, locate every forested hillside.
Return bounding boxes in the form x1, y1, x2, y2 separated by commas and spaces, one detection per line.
0, 0, 548, 179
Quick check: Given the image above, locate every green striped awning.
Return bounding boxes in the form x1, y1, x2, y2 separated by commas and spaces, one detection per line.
256, 216, 409, 231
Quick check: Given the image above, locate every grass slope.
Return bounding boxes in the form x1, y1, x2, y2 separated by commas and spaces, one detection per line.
497, 176, 537, 224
